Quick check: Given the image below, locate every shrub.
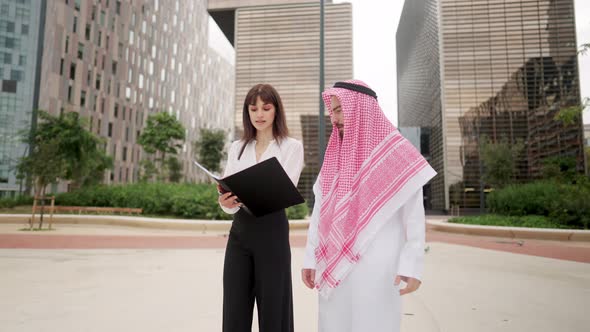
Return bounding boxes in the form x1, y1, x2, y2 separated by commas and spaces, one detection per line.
286, 203, 309, 220
487, 180, 590, 229
0, 195, 33, 209
448, 214, 564, 229
54, 183, 310, 220
487, 181, 558, 216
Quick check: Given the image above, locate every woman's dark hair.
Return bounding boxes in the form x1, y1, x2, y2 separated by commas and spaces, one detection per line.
238, 84, 289, 159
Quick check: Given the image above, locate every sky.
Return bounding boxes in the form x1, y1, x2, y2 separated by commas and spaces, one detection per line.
209, 0, 590, 126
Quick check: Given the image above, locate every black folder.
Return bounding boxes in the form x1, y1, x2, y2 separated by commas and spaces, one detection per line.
193, 157, 305, 217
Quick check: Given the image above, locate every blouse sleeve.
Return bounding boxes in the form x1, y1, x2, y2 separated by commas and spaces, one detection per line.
396, 188, 426, 281
281, 139, 305, 186
219, 141, 240, 215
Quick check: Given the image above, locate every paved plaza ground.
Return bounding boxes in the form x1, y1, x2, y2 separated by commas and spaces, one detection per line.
0, 223, 589, 331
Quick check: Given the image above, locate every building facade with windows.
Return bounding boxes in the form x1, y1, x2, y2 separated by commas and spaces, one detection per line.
397, 0, 585, 211
209, 0, 353, 206
0, 0, 234, 196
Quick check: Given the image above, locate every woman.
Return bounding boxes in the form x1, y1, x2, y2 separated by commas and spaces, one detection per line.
219, 83, 304, 332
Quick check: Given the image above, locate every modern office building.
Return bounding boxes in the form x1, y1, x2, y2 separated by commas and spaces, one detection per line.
0, 0, 235, 196
209, 0, 353, 205
397, 0, 585, 211
0, 0, 45, 195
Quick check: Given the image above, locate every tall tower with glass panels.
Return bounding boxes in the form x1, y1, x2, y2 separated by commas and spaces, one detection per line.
397, 0, 585, 211
0, 0, 44, 196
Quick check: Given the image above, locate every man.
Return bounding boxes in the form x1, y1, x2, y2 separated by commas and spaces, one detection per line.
302, 80, 436, 332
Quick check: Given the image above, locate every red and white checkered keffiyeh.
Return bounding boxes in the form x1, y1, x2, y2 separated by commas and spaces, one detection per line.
315, 80, 436, 298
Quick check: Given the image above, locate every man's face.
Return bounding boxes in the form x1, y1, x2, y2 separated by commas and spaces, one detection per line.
330, 96, 344, 138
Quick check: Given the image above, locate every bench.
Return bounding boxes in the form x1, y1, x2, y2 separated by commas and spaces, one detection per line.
33, 206, 143, 215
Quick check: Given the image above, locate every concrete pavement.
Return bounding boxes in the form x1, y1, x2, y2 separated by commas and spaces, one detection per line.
1, 243, 589, 332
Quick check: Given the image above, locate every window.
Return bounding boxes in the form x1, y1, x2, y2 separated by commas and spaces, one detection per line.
3, 37, 15, 49
116, 1, 121, 14
122, 147, 127, 161
114, 103, 118, 118
80, 90, 86, 106
3, 53, 11, 64
97, 31, 102, 47
18, 55, 25, 66
1, 4, 9, 16
85, 24, 91, 40
100, 10, 105, 26
70, 63, 76, 80
10, 70, 22, 81
75, 0, 81, 11
108, 122, 113, 137
21, 24, 28, 35
96, 73, 100, 90
67, 85, 73, 102
60, 58, 64, 75
6, 22, 14, 33
1, 80, 17, 93
15, 7, 29, 19
112, 61, 117, 75
77, 43, 84, 60
73, 16, 77, 33
65, 36, 69, 53
87, 69, 91, 85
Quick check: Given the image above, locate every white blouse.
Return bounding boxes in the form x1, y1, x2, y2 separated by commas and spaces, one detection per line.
220, 137, 305, 214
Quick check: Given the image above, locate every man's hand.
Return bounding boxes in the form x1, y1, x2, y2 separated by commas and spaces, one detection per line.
301, 269, 316, 289
394, 275, 421, 296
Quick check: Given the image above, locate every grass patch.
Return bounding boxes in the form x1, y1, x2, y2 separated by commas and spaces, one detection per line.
19, 227, 56, 232
448, 214, 571, 229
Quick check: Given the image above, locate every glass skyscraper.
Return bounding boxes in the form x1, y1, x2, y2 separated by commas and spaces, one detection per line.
397, 0, 585, 211
0, 0, 44, 196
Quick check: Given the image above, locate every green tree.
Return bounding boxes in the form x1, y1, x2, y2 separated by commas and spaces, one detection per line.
17, 110, 112, 226
138, 112, 185, 181
167, 156, 183, 183
554, 97, 589, 126
578, 43, 590, 55
541, 156, 578, 182
480, 136, 524, 189
194, 128, 227, 173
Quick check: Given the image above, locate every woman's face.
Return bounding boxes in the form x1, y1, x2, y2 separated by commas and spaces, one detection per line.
249, 96, 276, 134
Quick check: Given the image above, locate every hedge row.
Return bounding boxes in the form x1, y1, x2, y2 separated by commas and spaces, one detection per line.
54, 183, 309, 220
0, 195, 34, 209
487, 179, 589, 229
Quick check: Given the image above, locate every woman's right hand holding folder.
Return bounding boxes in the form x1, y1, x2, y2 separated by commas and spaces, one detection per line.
218, 184, 242, 209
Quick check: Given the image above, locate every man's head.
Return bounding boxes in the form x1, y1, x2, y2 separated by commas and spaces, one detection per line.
330, 96, 344, 139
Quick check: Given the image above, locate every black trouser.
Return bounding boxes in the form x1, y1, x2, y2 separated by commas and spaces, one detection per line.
222, 209, 294, 332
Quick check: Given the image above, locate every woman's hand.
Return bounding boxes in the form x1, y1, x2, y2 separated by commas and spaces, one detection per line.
219, 191, 241, 210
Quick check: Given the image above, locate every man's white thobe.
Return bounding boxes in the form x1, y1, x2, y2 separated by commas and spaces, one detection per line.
303, 181, 426, 332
